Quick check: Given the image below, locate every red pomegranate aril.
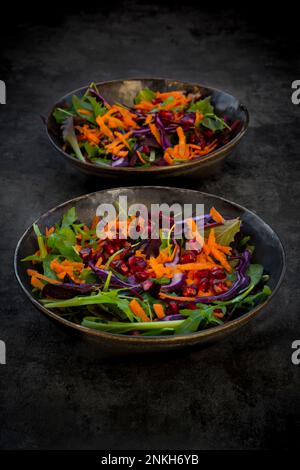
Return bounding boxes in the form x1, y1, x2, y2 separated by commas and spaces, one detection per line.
182, 285, 197, 297
189, 133, 198, 144
120, 262, 129, 274
195, 269, 211, 280
159, 110, 173, 121
198, 277, 210, 292
152, 98, 161, 105
134, 271, 149, 282
128, 256, 147, 273
180, 251, 197, 263
168, 301, 179, 315
213, 281, 228, 295
211, 267, 226, 280
186, 302, 197, 310
105, 242, 115, 255
141, 145, 150, 154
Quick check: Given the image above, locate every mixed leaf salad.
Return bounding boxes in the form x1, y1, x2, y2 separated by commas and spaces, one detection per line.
52, 83, 241, 168
22, 206, 271, 336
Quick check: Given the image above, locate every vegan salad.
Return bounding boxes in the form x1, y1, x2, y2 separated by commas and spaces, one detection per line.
52, 83, 241, 168
22, 206, 271, 336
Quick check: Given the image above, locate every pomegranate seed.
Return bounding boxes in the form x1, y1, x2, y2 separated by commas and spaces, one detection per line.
180, 251, 197, 263
189, 133, 198, 144
198, 277, 210, 292
182, 285, 197, 297
152, 98, 161, 105
120, 262, 129, 274
167, 301, 179, 315
195, 269, 211, 280
186, 302, 197, 310
141, 279, 153, 291
213, 281, 228, 295
128, 256, 147, 273
105, 242, 115, 255
134, 271, 149, 282
211, 267, 226, 280
141, 145, 150, 154
159, 110, 174, 121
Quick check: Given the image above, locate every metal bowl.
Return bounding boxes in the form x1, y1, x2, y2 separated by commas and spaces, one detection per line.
14, 187, 285, 354
46, 78, 249, 180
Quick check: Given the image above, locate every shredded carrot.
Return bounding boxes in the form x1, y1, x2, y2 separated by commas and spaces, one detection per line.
95, 257, 103, 268
176, 126, 188, 159
159, 293, 195, 302
163, 150, 174, 165
214, 310, 225, 318
96, 115, 114, 139
149, 123, 161, 145
178, 262, 216, 271
114, 131, 132, 150
136, 150, 147, 164
211, 247, 232, 272
153, 304, 165, 319
31, 276, 44, 289
145, 114, 153, 125
77, 108, 92, 116
45, 226, 55, 237
91, 215, 100, 230
195, 111, 204, 126
129, 299, 150, 322
134, 101, 154, 112
210, 207, 225, 224
27, 269, 60, 285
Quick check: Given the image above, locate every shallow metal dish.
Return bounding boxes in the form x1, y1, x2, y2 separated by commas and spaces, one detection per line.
14, 187, 285, 354
46, 78, 249, 180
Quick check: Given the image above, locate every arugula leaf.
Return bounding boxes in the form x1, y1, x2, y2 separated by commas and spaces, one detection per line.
202, 115, 227, 131
206, 218, 241, 246
81, 317, 183, 333
188, 96, 214, 114
53, 107, 75, 124
86, 95, 107, 119
83, 142, 107, 159
188, 96, 230, 131
47, 227, 81, 261
61, 207, 77, 228
247, 264, 264, 287
174, 311, 203, 335
61, 117, 85, 162
33, 224, 47, 259
236, 285, 271, 307
72, 95, 93, 114
134, 87, 155, 104
42, 255, 60, 280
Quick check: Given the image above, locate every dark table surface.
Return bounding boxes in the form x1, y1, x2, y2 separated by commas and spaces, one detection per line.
0, 4, 299, 450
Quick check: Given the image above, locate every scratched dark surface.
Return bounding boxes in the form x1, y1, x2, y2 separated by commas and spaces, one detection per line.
0, 3, 299, 450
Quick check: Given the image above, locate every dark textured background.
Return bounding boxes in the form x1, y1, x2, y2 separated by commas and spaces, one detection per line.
0, 3, 299, 450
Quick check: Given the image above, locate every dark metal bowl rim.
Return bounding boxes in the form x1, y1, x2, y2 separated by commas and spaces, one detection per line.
14, 186, 286, 344
46, 77, 250, 173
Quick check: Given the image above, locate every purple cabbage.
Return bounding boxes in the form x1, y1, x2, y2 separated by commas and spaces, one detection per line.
112, 157, 129, 167
42, 282, 98, 299
160, 273, 185, 292
162, 314, 185, 321
155, 115, 171, 150
194, 250, 251, 304
88, 88, 110, 107
89, 262, 139, 289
